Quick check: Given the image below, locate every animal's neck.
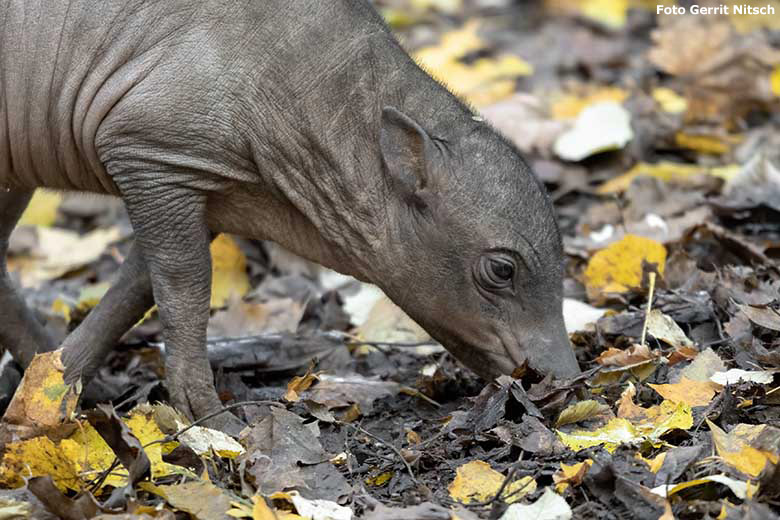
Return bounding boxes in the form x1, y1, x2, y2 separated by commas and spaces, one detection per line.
259, 28, 473, 283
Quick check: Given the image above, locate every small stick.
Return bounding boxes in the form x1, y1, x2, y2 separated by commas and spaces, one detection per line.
90, 400, 284, 491
163, 400, 281, 443
640, 272, 657, 348
339, 421, 418, 485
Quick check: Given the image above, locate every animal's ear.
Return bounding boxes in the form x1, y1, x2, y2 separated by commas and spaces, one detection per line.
379, 106, 438, 200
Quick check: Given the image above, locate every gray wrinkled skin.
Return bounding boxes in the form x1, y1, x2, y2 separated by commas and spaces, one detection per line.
0, 0, 580, 430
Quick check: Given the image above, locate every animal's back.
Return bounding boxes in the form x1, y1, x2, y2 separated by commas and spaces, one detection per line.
1, 0, 256, 194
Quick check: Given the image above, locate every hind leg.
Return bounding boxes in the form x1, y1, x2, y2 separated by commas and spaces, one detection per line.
0, 189, 57, 368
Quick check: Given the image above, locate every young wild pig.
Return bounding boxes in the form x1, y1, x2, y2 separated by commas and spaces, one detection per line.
0, 0, 580, 430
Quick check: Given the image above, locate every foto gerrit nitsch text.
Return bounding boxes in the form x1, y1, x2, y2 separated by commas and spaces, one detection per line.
658, 4, 776, 14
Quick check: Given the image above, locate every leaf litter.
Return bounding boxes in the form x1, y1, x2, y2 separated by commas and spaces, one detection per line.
2, 1, 780, 519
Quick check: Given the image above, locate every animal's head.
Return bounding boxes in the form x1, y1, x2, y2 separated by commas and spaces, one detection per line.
377, 106, 580, 380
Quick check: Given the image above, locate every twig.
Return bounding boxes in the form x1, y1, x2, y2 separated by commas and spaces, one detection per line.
90, 400, 283, 492
345, 339, 439, 349
163, 400, 281, 443
640, 272, 657, 348
339, 421, 418, 485
400, 386, 442, 408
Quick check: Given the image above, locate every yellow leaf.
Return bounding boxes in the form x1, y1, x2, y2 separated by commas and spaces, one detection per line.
551, 87, 628, 120
252, 496, 278, 520
584, 235, 666, 302
652, 88, 687, 114
649, 377, 720, 408
284, 370, 319, 403
597, 162, 740, 194
448, 460, 536, 504
60, 421, 129, 489
76, 282, 111, 313
411, 0, 462, 13
415, 20, 483, 68
414, 21, 532, 107
557, 418, 639, 453
559, 391, 693, 453
210, 234, 250, 308
142, 481, 233, 519
556, 400, 610, 427
547, 0, 670, 29
19, 190, 61, 227
0, 436, 81, 491
553, 459, 592, 493
772, 66, 780, 97
2, 350, 78, 429
581, 0, 629, 29
636, 452, 666, 474
124, 408, 186, 479
51, 298, 72, 323
365, 471, 394, 487
708, 421, 780, 478
675, 132, 742, 155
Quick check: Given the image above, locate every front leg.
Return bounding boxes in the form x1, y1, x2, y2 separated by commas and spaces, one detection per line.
61, 242, 155, 385
116, 176, 242, 433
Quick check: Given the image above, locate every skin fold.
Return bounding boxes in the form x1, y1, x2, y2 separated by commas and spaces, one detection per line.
0, 0, 580, 431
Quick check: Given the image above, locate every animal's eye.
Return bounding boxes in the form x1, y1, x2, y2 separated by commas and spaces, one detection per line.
477, 255, 515, 292
490, 259, 514, 282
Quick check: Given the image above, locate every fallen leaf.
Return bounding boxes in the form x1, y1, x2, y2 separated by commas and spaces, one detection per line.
710, 369, 776, 386
553, 102, 633, 161
500, 487, 573, 519
287, 490, 352, 520
651, 474, 757, 500
557, 400, 692, 453
480, 94, 568, 157
208, 298, 304, 338
563, 298, 607, 333
708, 421, 780, 478
637, 452, 666, 474
597, 162, 738, 194
772, 65, 780, 96
674, 132, 741, 155
414, 21, 532, 107
649, 377, 720, 407
645, 310, 694, 349
0, 436, 81, 491
652, 87, 687, 114
2, 350, 78, 429
210, 234, 250, 309
551, 87, 628, 120
176, 422, 245, 458
737, 304, 780, 331
354, 296, 431, 353
556, 400, 611, 427
8, 227, 122, 287
18, 190, 61, 227
448, 461, 536, 504
553, 460, 592, 493
595, 343, 659, 368
142, 481, 233, 520
0, 406, 185, 492
285, 370, 319, 403
679, 348, 727, 382
0, 498, 31, 519
584, 235, 666, 302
